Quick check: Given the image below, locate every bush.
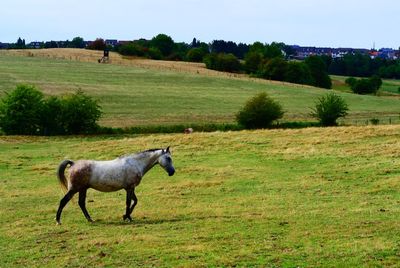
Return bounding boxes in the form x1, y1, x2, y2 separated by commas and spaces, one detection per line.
118, 43, 145, 57
258, 58, 287, 81
244, 51, 263, 74
59, 90, 102, 134
87, 38, 106, 50
0, 85, 44, 135
186, 48, 207, 62
284, 62, 313, 85
204, 53, 241, 72
0, 85, 102, 135
310, 93, 349, 126
148, 47, 163, 60
236, 92, 284, 129
349, 76, 382, 94
345, 77, 357, 87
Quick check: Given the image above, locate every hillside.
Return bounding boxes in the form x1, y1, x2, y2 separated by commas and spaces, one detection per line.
0, 125, 399, 266
0, 49, 399, 128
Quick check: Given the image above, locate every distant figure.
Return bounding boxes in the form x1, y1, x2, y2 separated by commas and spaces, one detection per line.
98, 49, 109, 63
184, 128, 193, 134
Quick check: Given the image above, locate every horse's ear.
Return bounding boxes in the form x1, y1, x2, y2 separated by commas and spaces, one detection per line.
166, 146, 170, 153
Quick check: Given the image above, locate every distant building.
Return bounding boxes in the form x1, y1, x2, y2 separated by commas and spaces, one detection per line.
290, 45, 381, 59
0, 42, 10, 49
27, 41, 43, 49
105, 39, 118, 47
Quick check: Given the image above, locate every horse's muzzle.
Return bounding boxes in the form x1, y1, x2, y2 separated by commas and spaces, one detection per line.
168, 168, 175, 176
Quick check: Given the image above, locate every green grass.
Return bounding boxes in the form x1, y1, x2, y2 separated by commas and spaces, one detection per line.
1, 125, 400, 267
0, 54, 399, 128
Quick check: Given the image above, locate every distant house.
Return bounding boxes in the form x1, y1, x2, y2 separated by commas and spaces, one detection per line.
105, 39, 118, 47
117, 40, 132, 46
0, 42, 10, 49
27, 41, 43, 49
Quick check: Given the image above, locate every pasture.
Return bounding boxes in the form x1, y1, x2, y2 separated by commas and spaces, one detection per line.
1, 126, 399, 267
0, 49, 399, 128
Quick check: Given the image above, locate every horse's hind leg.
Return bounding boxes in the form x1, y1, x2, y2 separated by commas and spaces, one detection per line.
78, 189, 93, 223
56, 190, 77, 225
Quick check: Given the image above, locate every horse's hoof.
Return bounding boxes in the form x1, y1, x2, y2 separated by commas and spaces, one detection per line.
88, 219, 95, 223
123, 215, 132, 222
56, 221, 61, 225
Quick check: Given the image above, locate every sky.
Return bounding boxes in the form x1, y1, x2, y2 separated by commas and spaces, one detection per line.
1, 0, 399, 49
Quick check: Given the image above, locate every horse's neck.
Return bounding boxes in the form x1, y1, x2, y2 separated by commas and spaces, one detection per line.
134, 151, 162, 176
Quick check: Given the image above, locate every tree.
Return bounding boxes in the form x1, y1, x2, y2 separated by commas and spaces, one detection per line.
244, 51, 263, 74
0, 85, 44, 135
150, 34, 175, 57
70, 37, 85, 48
186, 47, 207, 62
15, 37, 26, 49
305, 56, 332, 89
258, 58, 288, 80
204, 53, 241, 72
310, 93, 348, 126
236, 92, 284, 129
264, 42, 284, 59
118, 43, 145, 57
60, 90, 102, 134
87, 38, 106, 50
346, 76, 382, 94
0, 85, 102, 135
284, 62, 313, 85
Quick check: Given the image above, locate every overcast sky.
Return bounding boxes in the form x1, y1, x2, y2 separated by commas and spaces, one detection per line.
1, 0, 399, 49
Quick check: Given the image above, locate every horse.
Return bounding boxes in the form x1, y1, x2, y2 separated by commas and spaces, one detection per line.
55, 147, 175, 225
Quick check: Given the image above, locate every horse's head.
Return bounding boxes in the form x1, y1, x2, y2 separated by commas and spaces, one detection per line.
158, 147, 175, 176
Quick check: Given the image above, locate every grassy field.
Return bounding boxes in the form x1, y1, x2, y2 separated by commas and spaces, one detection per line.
0, 49, 399, 128
0, 125, 399, 267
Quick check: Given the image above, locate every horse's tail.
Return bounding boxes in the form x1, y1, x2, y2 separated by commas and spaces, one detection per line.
57, 160, 74, 191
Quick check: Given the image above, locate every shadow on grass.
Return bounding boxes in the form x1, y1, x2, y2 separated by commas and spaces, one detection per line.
90, 214, 239, 226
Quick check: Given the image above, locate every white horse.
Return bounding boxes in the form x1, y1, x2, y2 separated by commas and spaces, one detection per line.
55, 147, 175, 224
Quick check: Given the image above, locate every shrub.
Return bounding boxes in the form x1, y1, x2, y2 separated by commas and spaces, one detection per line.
148, 47, 163, 60
258, 58, 288, 81
118, 43, 145, 57
60, 90, 102, 134
87, 38, 106, 50
186, 48, 207, 62
0, 85, 102, 135
284, 62, 313, 85
41, 96, 64, 135
236, 92, 284, 129
310, 93, 349, 126
347, 76, 382, 95
204, 53, 241, 72
244, 51, 263, 74
0, 85, 44, 135
345, 77, 357, 87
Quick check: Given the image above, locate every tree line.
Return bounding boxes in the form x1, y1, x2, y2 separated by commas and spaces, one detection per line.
7, 34, 400, 84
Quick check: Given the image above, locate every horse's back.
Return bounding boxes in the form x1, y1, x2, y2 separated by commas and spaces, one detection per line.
89, 158, 140, 192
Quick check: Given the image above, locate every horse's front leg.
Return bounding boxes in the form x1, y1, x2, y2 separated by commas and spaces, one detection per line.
123, 188, 133, 222
129, 189, 138, 215
78, 188, 94, 223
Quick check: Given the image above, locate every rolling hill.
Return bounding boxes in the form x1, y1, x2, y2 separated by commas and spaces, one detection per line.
0, 49, 399, 128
